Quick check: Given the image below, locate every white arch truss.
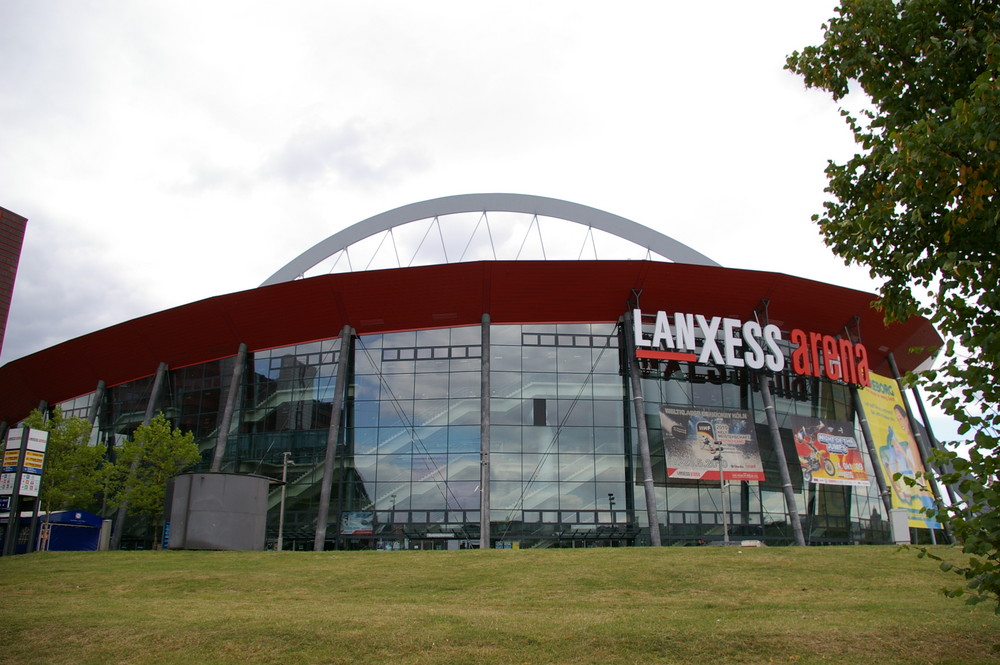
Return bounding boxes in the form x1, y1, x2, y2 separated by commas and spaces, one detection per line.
261, 193, 720, 286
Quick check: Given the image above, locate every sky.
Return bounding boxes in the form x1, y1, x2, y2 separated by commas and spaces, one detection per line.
0, 2, 957, 437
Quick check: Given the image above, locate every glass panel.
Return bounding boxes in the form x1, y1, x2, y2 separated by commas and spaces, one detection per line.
558, 427, 596, 454
412, 400, 449, 427
594, 455, 625, 482
522, 481, 559, 510
560, 454, 594, 482
490, 481, 524, 509
448, 426, 480, 453
490, 426, 521, 453
522, 453, 559, 482
449, 372, 480, 398
377, 428, 412, 454
411, 454, 446, 482
491, 325, 521, 345
447, 454, 480, 481
560, 482, 596, 510
447, 398, 478, 426
593, 427, 624, 454
376, 455, 411, 482
380, 373, 415, 400
491, 348, 521, 371
522, 346, 558, 372
490, 453, 522, 481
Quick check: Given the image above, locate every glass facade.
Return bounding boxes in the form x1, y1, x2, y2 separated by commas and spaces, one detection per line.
67, 316, 896, 550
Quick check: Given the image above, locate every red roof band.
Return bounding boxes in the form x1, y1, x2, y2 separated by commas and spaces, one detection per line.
0, 260, 941, 424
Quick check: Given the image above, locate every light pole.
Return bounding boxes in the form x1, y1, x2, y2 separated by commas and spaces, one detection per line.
608, 493, 615, 523
713, 446, 730, 544
277, 451, 294, 551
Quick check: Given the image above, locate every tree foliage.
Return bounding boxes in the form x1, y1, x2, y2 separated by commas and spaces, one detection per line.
786, 0, 999, 611
21, 408, 104, 514
109, 413, 200, 541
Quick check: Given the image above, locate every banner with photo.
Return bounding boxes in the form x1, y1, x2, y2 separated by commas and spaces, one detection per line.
340, 511, 375, 535
659, 406, 765, 481
790, 416, 869, 486
856, 371, 938, 529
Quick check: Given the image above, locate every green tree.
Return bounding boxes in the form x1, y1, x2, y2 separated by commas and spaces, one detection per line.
110, 413, 200, 547
21, 408, 105, 514
786, 0, 999, 611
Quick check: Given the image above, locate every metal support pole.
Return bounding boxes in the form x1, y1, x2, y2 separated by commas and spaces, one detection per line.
886, 354, 933, 464
479, 313, 491, 550
715, 448, 729, 543
314, 325, 353, 551
907, 384, 960, 505
277, 451, 293, 551
111, 362, 168, 550
851, 386, 893, 515
87, 380, 106, 426
757, 372, 806, 546
623, 310, 662, 546
211, 343, 248, 472
886, 353, 951, 541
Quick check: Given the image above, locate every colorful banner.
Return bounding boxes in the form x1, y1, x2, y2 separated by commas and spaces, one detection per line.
659, 406, 765, 481
856, 371, 938, 529
790, 416, 869, 486
340, 511, 374, 535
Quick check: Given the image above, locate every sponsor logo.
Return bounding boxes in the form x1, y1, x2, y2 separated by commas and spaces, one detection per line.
633, 309, 870, 387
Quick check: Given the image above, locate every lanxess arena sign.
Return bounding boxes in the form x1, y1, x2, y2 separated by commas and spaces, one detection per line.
632, 309, 870, 387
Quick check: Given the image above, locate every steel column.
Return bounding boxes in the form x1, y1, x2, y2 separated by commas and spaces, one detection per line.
622, 310, 661, 546
314, 325, 353, 551
211, 343, 248, 473
756, 372, 806, 546
111, 362, 168, 550
479, 313, 491, 550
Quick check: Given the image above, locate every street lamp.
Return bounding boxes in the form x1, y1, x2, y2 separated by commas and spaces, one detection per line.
277, 451, 295, 551
712, 446, 729, 544
608, 493, 615, 523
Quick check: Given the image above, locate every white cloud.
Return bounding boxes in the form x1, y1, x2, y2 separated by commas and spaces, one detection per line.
1, 0, 878, 367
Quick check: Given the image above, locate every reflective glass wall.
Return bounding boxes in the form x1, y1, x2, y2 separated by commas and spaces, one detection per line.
63, 317, 896, 549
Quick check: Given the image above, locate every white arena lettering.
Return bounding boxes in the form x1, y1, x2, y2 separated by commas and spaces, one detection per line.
633, 309, 785, 373
634, 309, 868, 385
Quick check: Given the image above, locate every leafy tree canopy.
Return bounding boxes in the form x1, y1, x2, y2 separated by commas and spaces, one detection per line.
110, 413, 200, 533
21, 408, 104, 514
787, 0, 999, 611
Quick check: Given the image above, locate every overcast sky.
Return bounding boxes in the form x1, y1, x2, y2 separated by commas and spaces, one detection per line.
3, 2, 952, 433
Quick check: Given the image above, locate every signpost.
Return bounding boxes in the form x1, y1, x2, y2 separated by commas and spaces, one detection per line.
1, 427, 48, 556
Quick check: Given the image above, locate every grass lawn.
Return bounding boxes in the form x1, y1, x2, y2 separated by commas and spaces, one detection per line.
0, 545, 997, 665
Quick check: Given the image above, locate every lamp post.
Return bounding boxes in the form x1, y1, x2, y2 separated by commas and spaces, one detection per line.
712, 446, 729, 544
608, 493, 615, 523
277, 451, 294, 551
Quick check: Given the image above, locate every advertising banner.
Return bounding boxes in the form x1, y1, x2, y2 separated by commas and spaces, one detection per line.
790, 416, 869, 486
856, 372, 938, 529
0, 428, 25, 496
340, 511, 374, 535
659, 406, 765, 481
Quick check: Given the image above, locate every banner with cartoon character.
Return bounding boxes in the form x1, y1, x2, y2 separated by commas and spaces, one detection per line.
659, 406, 765, 481
856, 372, 938, 529
790, 416, 869, 486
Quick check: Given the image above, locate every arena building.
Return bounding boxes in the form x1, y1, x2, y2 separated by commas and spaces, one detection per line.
0, 194, 944, 550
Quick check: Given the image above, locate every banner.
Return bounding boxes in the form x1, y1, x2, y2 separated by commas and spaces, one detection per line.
340, 511, 374, 535
659, 406, 765, 481
790, 416, 869, 486
856, 372, 938, 529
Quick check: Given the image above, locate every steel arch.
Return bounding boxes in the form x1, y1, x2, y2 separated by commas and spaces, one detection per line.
261, 193, 720, 286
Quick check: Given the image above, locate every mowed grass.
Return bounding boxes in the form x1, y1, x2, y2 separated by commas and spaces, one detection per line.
1, 545, 997, 665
